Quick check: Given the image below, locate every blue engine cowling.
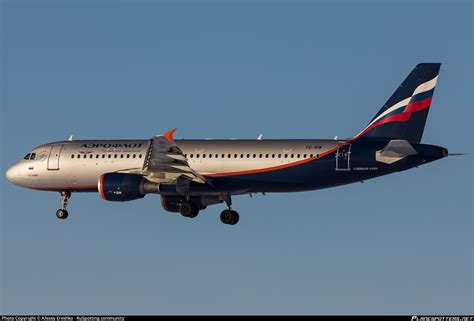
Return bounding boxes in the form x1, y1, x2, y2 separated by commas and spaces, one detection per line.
98, 173, 145, 202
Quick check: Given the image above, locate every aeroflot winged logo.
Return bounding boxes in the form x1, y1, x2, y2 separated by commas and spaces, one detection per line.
80, 143, 144, 148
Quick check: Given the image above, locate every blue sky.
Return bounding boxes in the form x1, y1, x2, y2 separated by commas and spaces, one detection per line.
1, 0, 472, 315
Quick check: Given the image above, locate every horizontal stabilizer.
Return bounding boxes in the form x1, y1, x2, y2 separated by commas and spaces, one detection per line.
376, 140, 417, 164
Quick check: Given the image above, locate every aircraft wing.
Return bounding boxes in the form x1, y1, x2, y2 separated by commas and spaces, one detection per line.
137, 128, 209, 185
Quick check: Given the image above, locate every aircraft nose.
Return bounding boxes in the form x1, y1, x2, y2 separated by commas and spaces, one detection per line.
6, 165, 18, 183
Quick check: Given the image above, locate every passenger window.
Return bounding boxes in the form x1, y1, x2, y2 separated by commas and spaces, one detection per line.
196, 154, 200, 158
227, 154, 231, 158
71, 155, 75, 159
278, 154, 281, 158
120, 154, 124, 158
24, 153, 31, 160
272, 154, 275, 158
297, 154, 300, 158
246, 154, 250, 158
240, 154, 244, 158
253, 154, 256, 158
139, 154, 142, 158
108, 155, 112, 158
90, 154, 93, 158
284, 154, 288, 158
208, 154, 211, 158
133, 154, 136, 158
203, 154, 206, 158
102, 154, 105, 158
304, 154, 307, 158
234, 154, 237, 158
127, 154, 130, 158
291, 154, 294, 158
310, 154, 313, 158
96, 154, 99, 158
184, 154, 187, 158
190, 154, 193, 158
317, 154, 320, 158
114, 154, 118, 158
266, 154, 269, 158
259, 154, 262, 158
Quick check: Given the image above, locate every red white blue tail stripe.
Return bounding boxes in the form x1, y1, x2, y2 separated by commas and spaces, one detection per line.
354, 75, 438, 139
354, 63, 441, 143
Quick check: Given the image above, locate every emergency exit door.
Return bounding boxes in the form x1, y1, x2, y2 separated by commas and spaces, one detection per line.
335, 143, 351, 171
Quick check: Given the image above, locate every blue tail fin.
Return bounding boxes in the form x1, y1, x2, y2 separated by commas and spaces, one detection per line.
355, 63, 441, 143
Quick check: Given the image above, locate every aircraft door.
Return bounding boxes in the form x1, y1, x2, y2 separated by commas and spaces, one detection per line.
335, 142, 351, 171
47, 145, 64, 170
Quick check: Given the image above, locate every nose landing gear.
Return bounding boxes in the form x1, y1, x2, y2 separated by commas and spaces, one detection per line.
56, 191, 71, 220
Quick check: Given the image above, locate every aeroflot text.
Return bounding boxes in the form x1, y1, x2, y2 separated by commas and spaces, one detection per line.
80, 143, 143, 149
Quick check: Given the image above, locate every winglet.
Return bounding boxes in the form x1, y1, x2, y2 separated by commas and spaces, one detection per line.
163, 128, 177, 142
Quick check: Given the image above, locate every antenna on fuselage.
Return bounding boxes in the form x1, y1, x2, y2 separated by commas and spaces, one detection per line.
334, 135, 338, 140
257, 133, 263, 141
68, 135, 74, 141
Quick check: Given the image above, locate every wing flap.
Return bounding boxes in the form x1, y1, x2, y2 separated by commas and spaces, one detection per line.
137, 129, 211, 187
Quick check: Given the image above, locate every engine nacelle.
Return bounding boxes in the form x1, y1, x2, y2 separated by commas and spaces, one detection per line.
98, 173, 146, 202
160, 195, 222, 213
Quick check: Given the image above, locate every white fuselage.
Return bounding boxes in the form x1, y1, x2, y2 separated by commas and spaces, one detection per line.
6, 139, 339, 191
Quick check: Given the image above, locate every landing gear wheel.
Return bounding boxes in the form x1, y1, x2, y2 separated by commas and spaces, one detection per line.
57, 191, 71, 219
229, 210, 239, 225
56, 209, 68, 219
180, 202, 199, 218
220, 209, 232, 224
220, 209, 239, 225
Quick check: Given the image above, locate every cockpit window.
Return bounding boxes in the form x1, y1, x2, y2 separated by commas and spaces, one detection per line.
30, 153, 36, 160
24, 153, 31, 160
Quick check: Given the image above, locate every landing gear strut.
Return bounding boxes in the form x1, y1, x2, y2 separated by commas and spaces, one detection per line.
220, 194, 239, 225
56, 191, 71, 220
180, 201, 199, 218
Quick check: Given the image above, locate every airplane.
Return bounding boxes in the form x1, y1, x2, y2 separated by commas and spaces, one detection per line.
5, 63, 453, 225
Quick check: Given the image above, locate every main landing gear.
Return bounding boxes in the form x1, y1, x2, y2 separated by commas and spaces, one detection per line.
56, 191, 71, 220
220, 209, 239, 225
178, 194, 241, 225
179, 201, 199, 218
220, 194, 239, 225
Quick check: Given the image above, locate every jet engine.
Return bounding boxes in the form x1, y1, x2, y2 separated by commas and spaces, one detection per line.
98, 173, 159, 202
